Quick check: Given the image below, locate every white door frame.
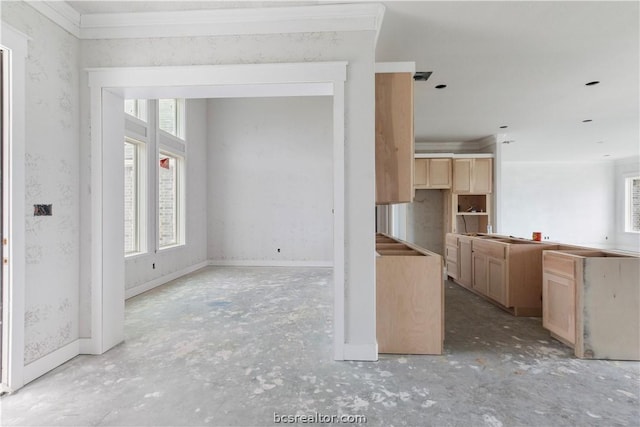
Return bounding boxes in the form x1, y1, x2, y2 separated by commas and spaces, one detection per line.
86, 62, 348, 359
1, 24, 28, 392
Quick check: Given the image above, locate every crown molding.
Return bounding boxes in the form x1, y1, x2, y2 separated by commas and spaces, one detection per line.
26, 1, 80, 38
29, 2, 385, 41
416, 135, 498, 154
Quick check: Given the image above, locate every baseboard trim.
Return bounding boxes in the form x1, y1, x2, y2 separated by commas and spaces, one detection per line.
24, 340, 80, 384
343, 343, 378, 361
125, 261, 209, 299
78, 337, 99, 355
208, 259, 333, 268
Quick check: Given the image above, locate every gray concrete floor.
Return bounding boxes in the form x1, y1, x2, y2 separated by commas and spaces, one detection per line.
1, 266, 638, 426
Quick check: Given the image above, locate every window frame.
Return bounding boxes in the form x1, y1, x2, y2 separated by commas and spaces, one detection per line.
624, 175, 640, 234
124, 137, 148, 257
158, 98, 185, 140
124, 99, 148, 123
157, 149, 185, 250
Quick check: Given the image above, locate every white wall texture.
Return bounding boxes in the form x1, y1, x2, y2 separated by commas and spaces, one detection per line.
406, 190, 445, 255
124, 99, 209, 293
501, 161, 616, 248
1, 2, 81, 364
78, 32, 377, 351
206, 96, 333, 264
614, 156, 640, 252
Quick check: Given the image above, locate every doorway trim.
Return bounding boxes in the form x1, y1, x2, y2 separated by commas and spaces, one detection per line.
86, 61, 348, 359
1, 23, 28, 392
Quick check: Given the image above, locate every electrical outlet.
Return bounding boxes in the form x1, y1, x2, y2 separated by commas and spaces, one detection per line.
34, 204, 52, 216
152, 263, 156, 269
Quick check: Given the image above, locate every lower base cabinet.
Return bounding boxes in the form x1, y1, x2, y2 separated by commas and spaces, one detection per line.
376, 233, 444, 355
543, 250, 639, 360
447, 233, 556, 317
457, 236, 473, 287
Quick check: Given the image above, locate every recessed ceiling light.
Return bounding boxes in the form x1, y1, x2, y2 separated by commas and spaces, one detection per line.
435, 84, 447, 89
596, 141, 604, 144
499, 125, 508, 129
585, 81, 600, 86
603, 154, 611, 157
502, 140, 515, 144
582, 119, 593, 123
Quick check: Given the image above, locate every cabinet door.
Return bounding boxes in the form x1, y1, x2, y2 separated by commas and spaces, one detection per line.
458, 239, 473, 287
472, 158, 493, 194
375, 72, 414, 204
472, 252, 488, 295
414, 159, 429, 188
487, 257, 507, 305
452, 159, 472, 193
428, 158, 452, 188
445, 245, 458, 280
542, 272, 576, 345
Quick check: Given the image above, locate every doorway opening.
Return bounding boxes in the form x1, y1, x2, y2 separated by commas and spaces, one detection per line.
86, 62, 348, 360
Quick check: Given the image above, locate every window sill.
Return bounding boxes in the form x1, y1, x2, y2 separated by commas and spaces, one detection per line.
125, 251, 149, 260
158, 243, 186, 253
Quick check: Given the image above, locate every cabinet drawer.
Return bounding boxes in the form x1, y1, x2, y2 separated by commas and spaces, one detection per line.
445, 234, 458, 246
472, 239, 506, 259
543, 252, 576, 279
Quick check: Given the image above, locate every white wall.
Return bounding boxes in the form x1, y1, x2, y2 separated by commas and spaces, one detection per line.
406, 190, 445, 255
2, 3, 81, 365
614, 156, 640, 252
206, 97, 333, 265
501, 161, 615, 248
124, 99, 208, 295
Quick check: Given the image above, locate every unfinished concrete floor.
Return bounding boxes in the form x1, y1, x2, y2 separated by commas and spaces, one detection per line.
1, 266, 639, 426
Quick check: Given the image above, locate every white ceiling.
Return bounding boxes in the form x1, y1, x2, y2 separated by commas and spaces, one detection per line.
67, 0, 639, 162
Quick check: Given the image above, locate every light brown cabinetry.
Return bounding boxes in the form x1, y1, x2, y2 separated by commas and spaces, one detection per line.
448, 233, 556, 316
375, 72, 414, 204
487, 257, 507, 305
449, 193, 491, 234
452, 158, 493, 194
472, 239, 508, 306
472, 251, 488, 295
445, 233, 458, 280
376, 233, 443, 355
458, 236, 473, 287
542, 259, 576, 345
414, 158, 452, 189
542, 250, 639, 360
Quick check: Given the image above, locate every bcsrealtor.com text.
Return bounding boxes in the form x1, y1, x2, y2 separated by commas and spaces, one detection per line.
274, 412, 367, 424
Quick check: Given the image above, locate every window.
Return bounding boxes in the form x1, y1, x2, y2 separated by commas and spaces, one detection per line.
124, 99, 148, 122
158, 152, 183, 247
158, 98, 185, 139
625, 176, 640, 233
124, 139, 146, 254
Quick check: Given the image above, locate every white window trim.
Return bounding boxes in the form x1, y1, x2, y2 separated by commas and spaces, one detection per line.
624, 174, 640, 234
157, 150, 185, 250
157, 98, 185, 140
124, 99, 148, 123
124, 137, 148, 257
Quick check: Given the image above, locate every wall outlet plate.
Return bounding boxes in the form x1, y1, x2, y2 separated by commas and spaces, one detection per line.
34, 204, 52, 216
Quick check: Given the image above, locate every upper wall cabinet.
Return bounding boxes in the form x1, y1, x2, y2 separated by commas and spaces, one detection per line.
415, 158, 452, 189
375, 63, 415, 205
452, 158, 493, 194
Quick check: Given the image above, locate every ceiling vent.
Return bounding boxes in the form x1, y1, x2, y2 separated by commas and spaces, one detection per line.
414, 71, 432, 81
